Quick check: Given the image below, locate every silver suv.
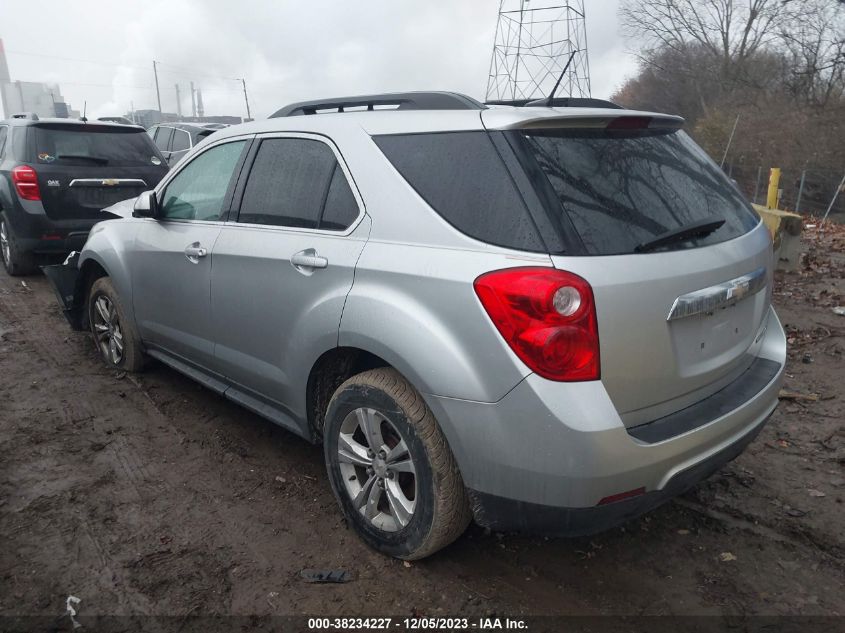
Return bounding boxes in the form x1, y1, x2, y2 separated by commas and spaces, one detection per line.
45, 92, 786, 560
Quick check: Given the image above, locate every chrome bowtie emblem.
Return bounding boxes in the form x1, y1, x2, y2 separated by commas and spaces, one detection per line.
667, 267, 767, 321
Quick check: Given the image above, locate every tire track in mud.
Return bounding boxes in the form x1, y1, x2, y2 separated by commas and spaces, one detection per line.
4, 269, 845, 618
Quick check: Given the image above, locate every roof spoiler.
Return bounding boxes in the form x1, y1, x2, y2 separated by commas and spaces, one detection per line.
270, 91, 486, 118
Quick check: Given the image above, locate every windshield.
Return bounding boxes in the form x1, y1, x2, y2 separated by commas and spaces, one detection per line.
34, 125, 162, 167
522, 128, 759, 255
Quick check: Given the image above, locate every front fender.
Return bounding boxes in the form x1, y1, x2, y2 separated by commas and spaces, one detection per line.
77, 220, 139, 327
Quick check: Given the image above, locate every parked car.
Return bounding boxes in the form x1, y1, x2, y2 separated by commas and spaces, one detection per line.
97, 116, 135, 125
0, 114, 168, 275
147, 122, 227, 165
44, 92, 786, 560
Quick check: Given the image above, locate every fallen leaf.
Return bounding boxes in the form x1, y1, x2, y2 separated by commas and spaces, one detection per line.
403, 561, 413, 568
677, 529, 690, 535
719, 552, 738, 562
807, 489, 826, 497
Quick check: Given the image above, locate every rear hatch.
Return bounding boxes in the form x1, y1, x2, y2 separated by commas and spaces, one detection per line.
29, 123, 167, 220
488, 111, 772, 425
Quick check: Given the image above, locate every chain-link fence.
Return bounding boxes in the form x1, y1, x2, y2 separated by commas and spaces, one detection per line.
725, 163, 845, 220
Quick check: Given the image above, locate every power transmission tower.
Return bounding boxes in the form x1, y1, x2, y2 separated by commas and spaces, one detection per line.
486, 0, 591, 102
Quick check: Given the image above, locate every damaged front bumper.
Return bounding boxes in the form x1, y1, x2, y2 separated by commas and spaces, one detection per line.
41, 251, 85, 330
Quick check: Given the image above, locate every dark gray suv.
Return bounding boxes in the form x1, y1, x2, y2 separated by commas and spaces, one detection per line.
0, 114, 167, 275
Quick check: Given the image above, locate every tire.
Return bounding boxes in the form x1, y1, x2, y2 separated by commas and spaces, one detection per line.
0, 212, 36, 276
87, 276, 146, 372
323, 367, 471, 560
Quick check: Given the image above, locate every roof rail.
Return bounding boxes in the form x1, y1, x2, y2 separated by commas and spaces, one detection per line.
270, 91, 486, 118
11, 112, 39, 120
485, 98, 623, 110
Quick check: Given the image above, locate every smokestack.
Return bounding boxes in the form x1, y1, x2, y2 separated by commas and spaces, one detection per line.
196, 87, 204, 118
175, 84, 182, 117
0, 38, 10, 118
190, 81, 197, 117
0, 38, 10, 82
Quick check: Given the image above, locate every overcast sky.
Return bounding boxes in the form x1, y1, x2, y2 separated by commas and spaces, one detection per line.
1, 0, 639, 120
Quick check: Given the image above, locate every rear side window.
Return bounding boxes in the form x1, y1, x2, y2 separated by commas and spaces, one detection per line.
374, 132, 543, 252
238, 138, 343, 230
320, 166, 359, 231
34, 125, 162, 167
521, 129, 759, 255
154, 127, 173, 151
170, 129, 191, 152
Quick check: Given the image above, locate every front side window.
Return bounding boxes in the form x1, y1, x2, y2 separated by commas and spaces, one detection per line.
521, 128, 759, 255
238, 138, 357, 230
159, 140, 246, 221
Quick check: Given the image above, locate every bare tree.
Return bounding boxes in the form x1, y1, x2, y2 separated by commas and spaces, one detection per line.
620, 0, 791, 84
779, 0, 845, 107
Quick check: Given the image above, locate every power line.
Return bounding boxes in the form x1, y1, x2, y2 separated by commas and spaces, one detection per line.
4, 48, 149, 72
6, 47, 246, 85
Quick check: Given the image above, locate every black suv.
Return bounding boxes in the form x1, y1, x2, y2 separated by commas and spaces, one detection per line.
0, 114, 168, 275
147, 122, 227, 165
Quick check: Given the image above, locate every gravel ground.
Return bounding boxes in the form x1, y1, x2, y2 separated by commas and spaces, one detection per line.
0, 229, 842, 624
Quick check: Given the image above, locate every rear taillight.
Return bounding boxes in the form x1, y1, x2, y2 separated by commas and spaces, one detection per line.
474, 267, 600, 381
12, 165, 41, 201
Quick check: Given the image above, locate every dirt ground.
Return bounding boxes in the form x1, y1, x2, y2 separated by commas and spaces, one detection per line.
0, 225, 843, 624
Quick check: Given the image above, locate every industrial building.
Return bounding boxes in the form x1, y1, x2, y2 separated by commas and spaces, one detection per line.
0, 38, 78, 119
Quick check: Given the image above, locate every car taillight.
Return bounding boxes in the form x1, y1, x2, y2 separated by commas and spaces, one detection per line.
474, 267, 600, 381
12, 165, 41, 201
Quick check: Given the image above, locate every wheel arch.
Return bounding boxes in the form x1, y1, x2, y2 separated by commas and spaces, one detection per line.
305, 346, 391, 441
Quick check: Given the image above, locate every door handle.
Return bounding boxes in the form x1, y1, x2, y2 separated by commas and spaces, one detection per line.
291, 248, 328, 274
184, 242, 208, 263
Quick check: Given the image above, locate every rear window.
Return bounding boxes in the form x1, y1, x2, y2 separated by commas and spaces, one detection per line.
374, 132, 544, 252
521, 128, 759, 255
34, 125, 161, 167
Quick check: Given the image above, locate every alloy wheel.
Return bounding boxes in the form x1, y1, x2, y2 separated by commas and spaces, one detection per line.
337, 407, 417, 532
92, 295, 124, 365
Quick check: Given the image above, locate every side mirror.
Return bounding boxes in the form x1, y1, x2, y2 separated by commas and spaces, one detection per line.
132, 190, 159, 218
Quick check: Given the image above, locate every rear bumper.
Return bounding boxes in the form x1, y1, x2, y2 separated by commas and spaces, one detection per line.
5, 200, 99, 255
469, 414, 767, 535
425, 306, 786, 535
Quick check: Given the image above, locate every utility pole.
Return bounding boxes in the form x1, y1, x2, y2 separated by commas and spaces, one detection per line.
153, 61, 162, 114
240, 78, 252, 121
175, 84, 182, 117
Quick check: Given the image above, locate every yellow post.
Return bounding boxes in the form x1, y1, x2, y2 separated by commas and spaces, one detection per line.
767, 168, 781, 210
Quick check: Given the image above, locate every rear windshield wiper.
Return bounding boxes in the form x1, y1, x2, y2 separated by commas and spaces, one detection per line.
634, 217, 725, 253
57, 154, 110, 164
